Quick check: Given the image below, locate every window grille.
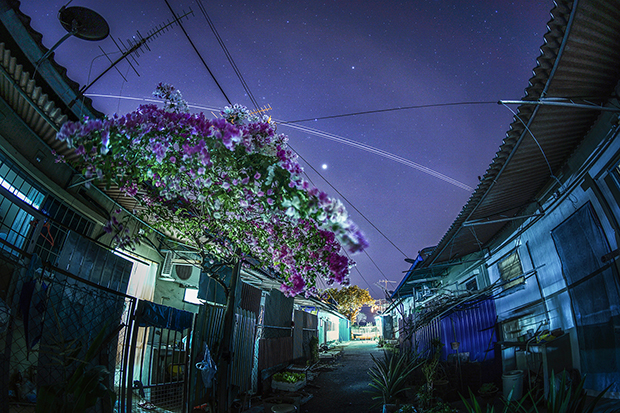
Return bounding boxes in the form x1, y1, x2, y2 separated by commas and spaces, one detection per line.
34, 197, 94, 265
498, 251, 524, 290
0, 150, 93, 263
0, 153, 45, 255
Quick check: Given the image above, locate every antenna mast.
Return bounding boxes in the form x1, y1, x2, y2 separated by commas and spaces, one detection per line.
70, 9, 194, 106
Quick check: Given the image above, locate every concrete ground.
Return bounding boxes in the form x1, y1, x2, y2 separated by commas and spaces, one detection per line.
302, 340, 383, 413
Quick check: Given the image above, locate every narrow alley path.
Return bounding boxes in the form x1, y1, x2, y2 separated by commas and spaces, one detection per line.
302, 340, 383, 413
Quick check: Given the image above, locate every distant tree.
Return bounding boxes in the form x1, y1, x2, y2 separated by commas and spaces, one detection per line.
325, 285, 374, 323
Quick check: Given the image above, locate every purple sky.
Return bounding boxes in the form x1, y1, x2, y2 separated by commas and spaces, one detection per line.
22, 0, 553, 297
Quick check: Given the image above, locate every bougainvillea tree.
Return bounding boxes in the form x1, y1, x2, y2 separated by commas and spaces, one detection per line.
56, 84, 368, 297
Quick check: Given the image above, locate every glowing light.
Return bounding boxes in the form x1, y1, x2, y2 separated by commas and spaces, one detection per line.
322, 164, 328, 170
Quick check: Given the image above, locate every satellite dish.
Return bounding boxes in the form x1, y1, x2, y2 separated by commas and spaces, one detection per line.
58, 6, 110, 41
37, 5, 109, 64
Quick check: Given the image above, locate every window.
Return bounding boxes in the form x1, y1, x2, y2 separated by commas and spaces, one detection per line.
183, 288, 203, 305
34, 197, 94, 264
498, 251, 524, 290
0, 150, 94, 262
465, 277, 478, 291
0, 154, 46, 255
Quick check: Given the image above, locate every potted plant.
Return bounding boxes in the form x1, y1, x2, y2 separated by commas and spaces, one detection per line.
368, 350, 423, 413
477, 382, 498, 399
271, 371, 307, 392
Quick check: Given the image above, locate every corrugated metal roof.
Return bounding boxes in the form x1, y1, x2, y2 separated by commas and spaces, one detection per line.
424, 0, 620, 267
0, 42, 66, 135
0, 40, 145, 214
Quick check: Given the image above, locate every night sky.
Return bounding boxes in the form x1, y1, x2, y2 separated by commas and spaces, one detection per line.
22, 0, 553, 297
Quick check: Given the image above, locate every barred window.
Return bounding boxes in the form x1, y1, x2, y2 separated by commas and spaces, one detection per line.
498, 251, 524, 290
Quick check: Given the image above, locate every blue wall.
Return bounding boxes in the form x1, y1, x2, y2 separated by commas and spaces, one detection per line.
413, 299, 497, 362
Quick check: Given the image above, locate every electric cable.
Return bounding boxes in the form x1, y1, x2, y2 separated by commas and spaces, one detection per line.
163, 0, 232, 105
196, 0, 259, 110
290, 144, 409, 257
282, 101, 498, 124
500, 102, 562, 187
342, 248, 379, 296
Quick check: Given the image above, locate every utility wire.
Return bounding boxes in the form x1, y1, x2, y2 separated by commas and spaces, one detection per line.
163, 0, 231, 105
342, 248, 380, 297
166, 9, 397, 292
282, 101, 498, 124
196, 0, 260, 110
290, 145, 409, 257
363, 250, 389, 279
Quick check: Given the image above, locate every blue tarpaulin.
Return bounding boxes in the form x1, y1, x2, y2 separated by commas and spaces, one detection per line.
136, 300, 193, 331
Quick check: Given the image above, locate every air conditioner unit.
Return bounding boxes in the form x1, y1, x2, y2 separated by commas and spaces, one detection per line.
160, 251, 202, 285
172, 264, 201, 287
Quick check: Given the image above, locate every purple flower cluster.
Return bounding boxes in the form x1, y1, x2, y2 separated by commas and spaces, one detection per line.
55, 84, 369, 297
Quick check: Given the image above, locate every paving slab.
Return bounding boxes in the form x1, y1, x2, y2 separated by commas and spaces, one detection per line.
302, 340, 384, 413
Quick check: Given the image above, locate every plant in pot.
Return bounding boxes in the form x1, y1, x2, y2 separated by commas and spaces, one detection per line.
477, 382, 498, 399
272, 371, 306, 392
368, 350, 423, 413
36, 316, 119, 413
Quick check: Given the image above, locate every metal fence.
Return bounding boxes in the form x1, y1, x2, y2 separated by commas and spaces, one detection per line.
1, 246, 136, 413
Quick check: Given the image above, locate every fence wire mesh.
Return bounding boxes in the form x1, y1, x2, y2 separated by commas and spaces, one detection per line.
1, 250, 135, 413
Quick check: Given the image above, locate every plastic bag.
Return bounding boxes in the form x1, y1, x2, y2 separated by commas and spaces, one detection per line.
195, 343, 217, 388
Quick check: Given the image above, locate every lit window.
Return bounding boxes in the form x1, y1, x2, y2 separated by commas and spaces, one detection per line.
498, 251, 524, 290
183, 288, 203, 305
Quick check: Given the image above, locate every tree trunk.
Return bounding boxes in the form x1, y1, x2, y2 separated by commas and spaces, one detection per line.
215, 254, 242, 413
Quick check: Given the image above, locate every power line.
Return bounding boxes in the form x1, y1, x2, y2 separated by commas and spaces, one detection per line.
290, 145, 409, 257
342, 248, 379, 296
196, 0, 259, 110
281, 100, 498, 124
163, 0, 231, 105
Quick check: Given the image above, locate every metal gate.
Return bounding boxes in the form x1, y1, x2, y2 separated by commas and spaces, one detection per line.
1, 245, 136, 413
124, 300, 194, 413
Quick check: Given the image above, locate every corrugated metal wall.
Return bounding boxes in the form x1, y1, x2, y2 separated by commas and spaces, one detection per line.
263, 289, 293, 338
292, 310, 304, 359
258, 336, 293, 371
440, 299, 497, 362
231, 308, 257, 392
188, 304, 225, 405
413, 317, 441, 357
413, 299, 497, 363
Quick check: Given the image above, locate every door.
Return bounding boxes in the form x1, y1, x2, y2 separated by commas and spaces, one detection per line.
551, 202, 620, 392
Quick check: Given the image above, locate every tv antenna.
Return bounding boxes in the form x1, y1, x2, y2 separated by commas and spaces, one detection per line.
37, 5, 110, 64
69, 8, 194, 107
376, 279, 397, 291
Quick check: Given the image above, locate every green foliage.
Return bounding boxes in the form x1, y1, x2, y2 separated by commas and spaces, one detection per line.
36, 318, 118, 413
273, 371, 305, 383
325, 285, 374, 322
420, 339, 443, 408
544, 371, 609, 413
459, 372, 610, 413
368, 350, 423, 406
478, 382, 499, 396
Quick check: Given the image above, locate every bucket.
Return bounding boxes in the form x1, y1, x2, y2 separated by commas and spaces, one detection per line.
502, 370, 524, 400
515, 351, 530, 371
